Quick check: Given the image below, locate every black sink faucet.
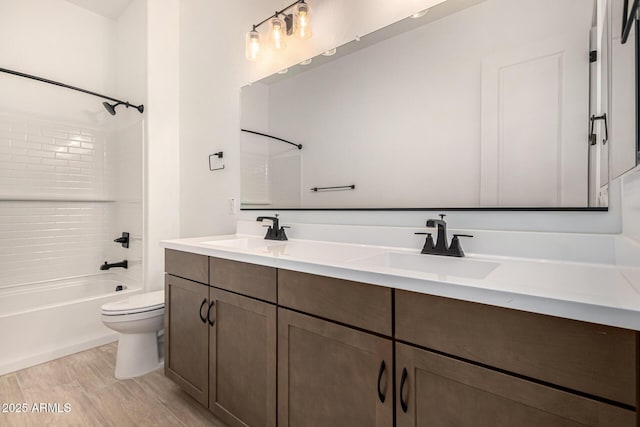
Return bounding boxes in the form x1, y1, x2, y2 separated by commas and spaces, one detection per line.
416, 214, 473, 257
426, 214, 449, 253
100, 260, 128, 270
256, 215, 289, 241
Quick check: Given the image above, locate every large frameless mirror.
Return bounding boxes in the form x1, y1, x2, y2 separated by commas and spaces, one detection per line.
240, 0, 635, 210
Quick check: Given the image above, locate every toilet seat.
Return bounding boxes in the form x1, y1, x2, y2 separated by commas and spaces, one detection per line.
101, 290, 164, 316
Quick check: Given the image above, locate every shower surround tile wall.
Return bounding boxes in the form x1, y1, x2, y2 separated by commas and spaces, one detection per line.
0, 202, 112, 287
0, 113, 117, 288
0, 116, 144, 288
0, 113, 110, 198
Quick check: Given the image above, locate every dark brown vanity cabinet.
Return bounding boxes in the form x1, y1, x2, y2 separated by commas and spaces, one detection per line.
166, 251, 639, 427
395, 343, 634, 427
164, 273, 210, 406
165, 251, 277, 427
208, 287, 276, 427
164, 249, 210, 406
395, 290, 637, 427
277, 270, 394, 427
278, 309, 393, 427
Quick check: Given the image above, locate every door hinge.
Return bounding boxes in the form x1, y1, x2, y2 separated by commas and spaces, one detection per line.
590, 50, 598, 63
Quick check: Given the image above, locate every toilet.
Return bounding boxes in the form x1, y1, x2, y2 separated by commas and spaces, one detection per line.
101, 291, 165, 379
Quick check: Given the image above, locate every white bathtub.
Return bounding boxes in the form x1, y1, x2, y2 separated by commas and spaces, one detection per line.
0, 273, 142, 375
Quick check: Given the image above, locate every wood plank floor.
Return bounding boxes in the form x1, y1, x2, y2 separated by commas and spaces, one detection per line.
0, 343, 227, 427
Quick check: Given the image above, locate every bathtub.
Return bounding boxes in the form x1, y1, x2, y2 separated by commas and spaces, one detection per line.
0, 273, 142, 375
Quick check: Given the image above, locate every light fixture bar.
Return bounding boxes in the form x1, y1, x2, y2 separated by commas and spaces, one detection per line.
251, 0, 306, 32
246, 0, 311, 61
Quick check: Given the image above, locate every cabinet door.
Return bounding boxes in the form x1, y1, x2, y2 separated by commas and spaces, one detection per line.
209, 288, 276, 427
278, 308, 393, 427
164, 274, 209, 406
395, 343, 635, 427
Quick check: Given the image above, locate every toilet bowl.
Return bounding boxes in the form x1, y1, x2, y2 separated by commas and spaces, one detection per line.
101, 290, 165, 379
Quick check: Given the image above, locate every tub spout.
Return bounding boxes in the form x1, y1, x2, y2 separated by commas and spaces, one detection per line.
101, 260, 128, 270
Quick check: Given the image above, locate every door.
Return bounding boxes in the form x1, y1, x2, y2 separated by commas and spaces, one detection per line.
395, 342, 634, 427
164, 274, 210, 406
208, 288, 277, 427
278, 308, 393, 427
480, 30, 591, 207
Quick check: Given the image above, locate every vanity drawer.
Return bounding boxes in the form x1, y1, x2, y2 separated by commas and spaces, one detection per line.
395, 290, 637, 406
165, 249, 209, 284
278, 270, 392, 336
209, 257, 277, 303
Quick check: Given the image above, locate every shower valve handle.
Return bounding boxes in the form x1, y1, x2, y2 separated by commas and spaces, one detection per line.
114, 232, 130, 248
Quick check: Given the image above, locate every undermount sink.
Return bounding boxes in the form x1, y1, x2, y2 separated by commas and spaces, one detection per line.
349, 252, 500, 280
201, 237, 286, 250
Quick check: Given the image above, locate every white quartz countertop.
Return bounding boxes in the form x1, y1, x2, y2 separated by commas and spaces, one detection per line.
160, 234, 640, 331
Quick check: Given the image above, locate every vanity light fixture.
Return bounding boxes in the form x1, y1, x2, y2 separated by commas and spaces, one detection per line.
278, 68, 289, 74
270, 16, 287, 51
245, 30, 261, 61
294, 1, 312, 39
245, 0, 312, 61
300, 58, 313, 65
411, 9, 429, 18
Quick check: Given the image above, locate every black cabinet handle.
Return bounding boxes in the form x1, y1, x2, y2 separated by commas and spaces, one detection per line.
377, 360, 386, 403
400, 367, 408, 413
199, 298, 207, 324
207, 301, 215, 326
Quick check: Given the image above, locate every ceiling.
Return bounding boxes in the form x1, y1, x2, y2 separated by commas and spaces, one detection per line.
64, 0, 134, 20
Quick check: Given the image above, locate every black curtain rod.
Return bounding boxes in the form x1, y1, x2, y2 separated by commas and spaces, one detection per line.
0, 67, 143, 110
241, 129, 303, 149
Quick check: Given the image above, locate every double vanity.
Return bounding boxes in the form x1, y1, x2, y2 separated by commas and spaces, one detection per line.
161, 220, 640, 426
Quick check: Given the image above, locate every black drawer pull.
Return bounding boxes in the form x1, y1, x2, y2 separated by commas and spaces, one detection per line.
207, 301, 215, 326
198, 298, 207, 323
377, 360, 386, 403
400, 367, 408, 413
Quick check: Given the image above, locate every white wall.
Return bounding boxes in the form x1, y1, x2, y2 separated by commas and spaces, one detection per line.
0, 0, 116, 93
179, 0, 258, 237
145, 0, 180, 291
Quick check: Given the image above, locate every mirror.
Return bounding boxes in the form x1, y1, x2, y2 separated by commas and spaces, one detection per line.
240, 0, 631, 210
610, 0, 639, 180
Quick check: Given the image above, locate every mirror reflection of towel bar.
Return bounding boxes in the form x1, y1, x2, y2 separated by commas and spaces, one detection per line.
311, 185, 355, 192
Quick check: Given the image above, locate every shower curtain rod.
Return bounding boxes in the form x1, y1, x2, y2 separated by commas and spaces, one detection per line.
0, 67, 144, 113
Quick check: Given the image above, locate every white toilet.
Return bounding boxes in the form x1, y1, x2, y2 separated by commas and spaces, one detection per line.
101, 291, 165, 379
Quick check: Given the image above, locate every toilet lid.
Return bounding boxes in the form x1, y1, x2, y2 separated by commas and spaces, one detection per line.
101, 290, 165, 314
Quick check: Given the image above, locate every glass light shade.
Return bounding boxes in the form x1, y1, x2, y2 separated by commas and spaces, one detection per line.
294, 2, 312, 39
270, 17, 287, 51
245, 30, 261, 61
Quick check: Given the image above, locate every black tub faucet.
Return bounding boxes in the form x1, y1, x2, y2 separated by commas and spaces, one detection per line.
101, 260, 128, 270
256, 215, 289, 241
